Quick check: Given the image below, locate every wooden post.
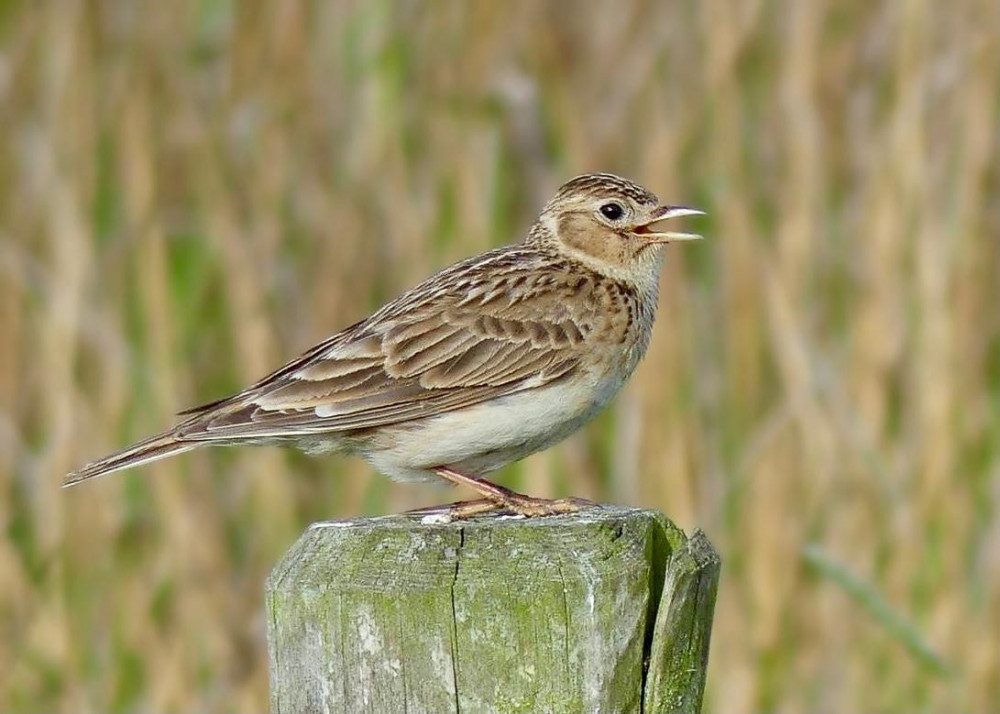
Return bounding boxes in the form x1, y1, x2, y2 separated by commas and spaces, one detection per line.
267, 506, 719, 713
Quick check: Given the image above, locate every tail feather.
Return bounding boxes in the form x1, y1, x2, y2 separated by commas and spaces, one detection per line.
63, 431, 197, 487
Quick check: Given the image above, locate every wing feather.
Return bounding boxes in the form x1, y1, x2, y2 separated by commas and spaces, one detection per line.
175, 250, 603, 442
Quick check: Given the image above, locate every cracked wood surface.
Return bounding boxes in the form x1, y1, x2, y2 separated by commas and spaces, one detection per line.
267, 507, 719, 714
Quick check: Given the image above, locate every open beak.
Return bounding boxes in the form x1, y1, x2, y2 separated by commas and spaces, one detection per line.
632, 205, 705, 243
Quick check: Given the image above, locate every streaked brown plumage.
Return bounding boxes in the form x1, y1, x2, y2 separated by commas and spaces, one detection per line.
65, 173, 703, 517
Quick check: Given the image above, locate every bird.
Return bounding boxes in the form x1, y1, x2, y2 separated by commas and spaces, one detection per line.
65, 173, 703, 518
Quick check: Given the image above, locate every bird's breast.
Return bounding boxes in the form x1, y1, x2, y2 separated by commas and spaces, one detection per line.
360, 365, 626, 482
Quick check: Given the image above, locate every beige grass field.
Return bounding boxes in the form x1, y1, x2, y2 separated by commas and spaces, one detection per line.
1, 1, 998, 711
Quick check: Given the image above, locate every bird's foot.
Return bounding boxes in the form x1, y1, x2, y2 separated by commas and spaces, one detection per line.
494, 493, 596, 518
406, 498, 501, 521
418, 466, 599, 520
408, 495, 598, 522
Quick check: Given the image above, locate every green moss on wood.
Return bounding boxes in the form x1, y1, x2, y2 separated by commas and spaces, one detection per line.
267, 507, 718, 714
643, 530, 721, 714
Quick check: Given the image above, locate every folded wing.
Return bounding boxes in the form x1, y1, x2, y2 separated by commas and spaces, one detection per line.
175, 256, 596, 442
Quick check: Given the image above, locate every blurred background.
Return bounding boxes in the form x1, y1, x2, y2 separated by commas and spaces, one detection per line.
1, 0, 998, 711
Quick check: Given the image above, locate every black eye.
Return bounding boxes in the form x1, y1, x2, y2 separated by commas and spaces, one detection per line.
600, 202, 624, 221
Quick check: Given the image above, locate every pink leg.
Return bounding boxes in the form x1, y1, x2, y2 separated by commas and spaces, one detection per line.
431, 466, 596, 518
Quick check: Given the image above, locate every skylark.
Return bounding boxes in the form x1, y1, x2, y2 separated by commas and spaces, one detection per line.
66, 173, 703, 517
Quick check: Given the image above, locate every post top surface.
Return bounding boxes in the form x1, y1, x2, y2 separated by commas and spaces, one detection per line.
306, 504, 675, 535
267, 505, 692, 594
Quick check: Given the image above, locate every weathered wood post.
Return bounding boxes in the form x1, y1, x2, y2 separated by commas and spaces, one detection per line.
267, 506, 719, 713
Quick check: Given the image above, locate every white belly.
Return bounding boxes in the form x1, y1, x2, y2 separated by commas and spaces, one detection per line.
361, 370, 625, 482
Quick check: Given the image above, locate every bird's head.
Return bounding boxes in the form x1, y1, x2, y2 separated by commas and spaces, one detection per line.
532, 172, 703, 289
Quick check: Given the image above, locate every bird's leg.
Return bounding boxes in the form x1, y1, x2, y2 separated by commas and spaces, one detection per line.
432, 466, 596, 518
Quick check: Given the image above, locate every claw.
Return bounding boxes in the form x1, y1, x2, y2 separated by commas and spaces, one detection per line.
500, 495, 598, 517
406, 498, 503, 522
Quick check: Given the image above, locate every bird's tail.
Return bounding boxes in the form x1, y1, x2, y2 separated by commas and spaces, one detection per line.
63, 430, 196, 487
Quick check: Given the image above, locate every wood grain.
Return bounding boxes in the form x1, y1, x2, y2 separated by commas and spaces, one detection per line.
267, 507, 719, 713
